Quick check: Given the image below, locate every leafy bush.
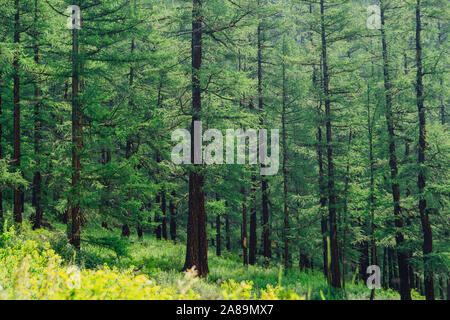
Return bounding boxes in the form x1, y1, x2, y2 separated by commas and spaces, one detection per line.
0, 225, 198, 300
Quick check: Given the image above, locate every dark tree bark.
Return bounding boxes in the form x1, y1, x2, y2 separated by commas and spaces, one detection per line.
123, 36, 136, 238
169, 191, 177, 242
415, 0, 434, 300
379, 0, 411, 299
183, 0, 208, 277
316, 95, 328, 279
122, 139, 133, 238
359, 223, 370, 284
281, 36, 290, 269
0, 72, 3, 225
225, 211, 231, 251
241, 186, 248, 265
161, 190, 167, 240
257, 18, 270, 260
342, 130, 352, 289
367, 76, 378, 300
155, 194, 161, 239
216, 212, 221, 256
13, 0, 23, 224
249, 176, 257, 265
70, 2, 81, 248
32, 0, 42, 230
320, 0, 340, 289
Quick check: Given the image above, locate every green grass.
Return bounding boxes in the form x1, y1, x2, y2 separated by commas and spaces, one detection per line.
30, 222, 402, 300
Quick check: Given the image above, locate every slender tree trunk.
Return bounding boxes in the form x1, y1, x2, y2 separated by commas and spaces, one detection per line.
70, 2, 81, 248
241, 186, 248, 265
216, 212, 221, 256
359, 221, 370, 284
320, 0, 340, 289
415, 0, 434, 300
169, 191, 177, 242
13, 0, 23, 224
317, 96, 328, 279
437, 22, 445, 125
155, 193, 161, 239
309, 2, 328, 280
0, 72, 3, 226
183, 0, 208, 277
122, 37, 136, 238
257, 19, 271, 260
367, 77, 377, 300
249, 175, 257, 265
447, 279, 449, 300
342, 130, 352, 289
32, 0, 42, 229
281, 36, 290, 269
380, 1, 411, 299
161, 190, 167, 240
225, 210, 231, 251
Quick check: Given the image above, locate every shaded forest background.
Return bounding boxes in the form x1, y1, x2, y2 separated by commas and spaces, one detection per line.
0, 0, 448, 300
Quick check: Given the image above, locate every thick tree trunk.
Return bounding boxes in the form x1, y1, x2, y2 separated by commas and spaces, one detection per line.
380, 1, 411, 299
320, 0, 340, 289
183, 0, 208, 277
13, 0, 23, 224
415, 0, 434, 300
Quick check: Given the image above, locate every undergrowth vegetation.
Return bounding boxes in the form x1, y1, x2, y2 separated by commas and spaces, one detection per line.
0, 222, 407, 300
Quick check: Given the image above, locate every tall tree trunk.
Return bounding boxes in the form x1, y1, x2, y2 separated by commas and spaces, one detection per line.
225, 210, 231, 251
122, 37, 136, 238
155, 194, 161, 239
70, 2, 81, 248
249, 176, 257, 265
367, 76, 378, 300
0, 72, 3, 226
309, 2, 328, 280
169, 191, 177, 242
281, 35, 290, 269
161, 190, 167, 240
437, 22, 445, 125
216, 211, 221, 256
342, 130, 352, 289
32, 0, 42, 229
320, 0, 340, 289
183, 0, 208, 277
241, 186, 248, 265
257, 19, 270, 260
13, 0, 23, 224
415, 0, 434, 300
379, 0, 411, 299
317, 92, 328, 279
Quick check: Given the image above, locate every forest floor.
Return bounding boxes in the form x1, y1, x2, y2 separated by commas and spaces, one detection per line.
47, 222, 408, 300
0, 220, 420, 300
